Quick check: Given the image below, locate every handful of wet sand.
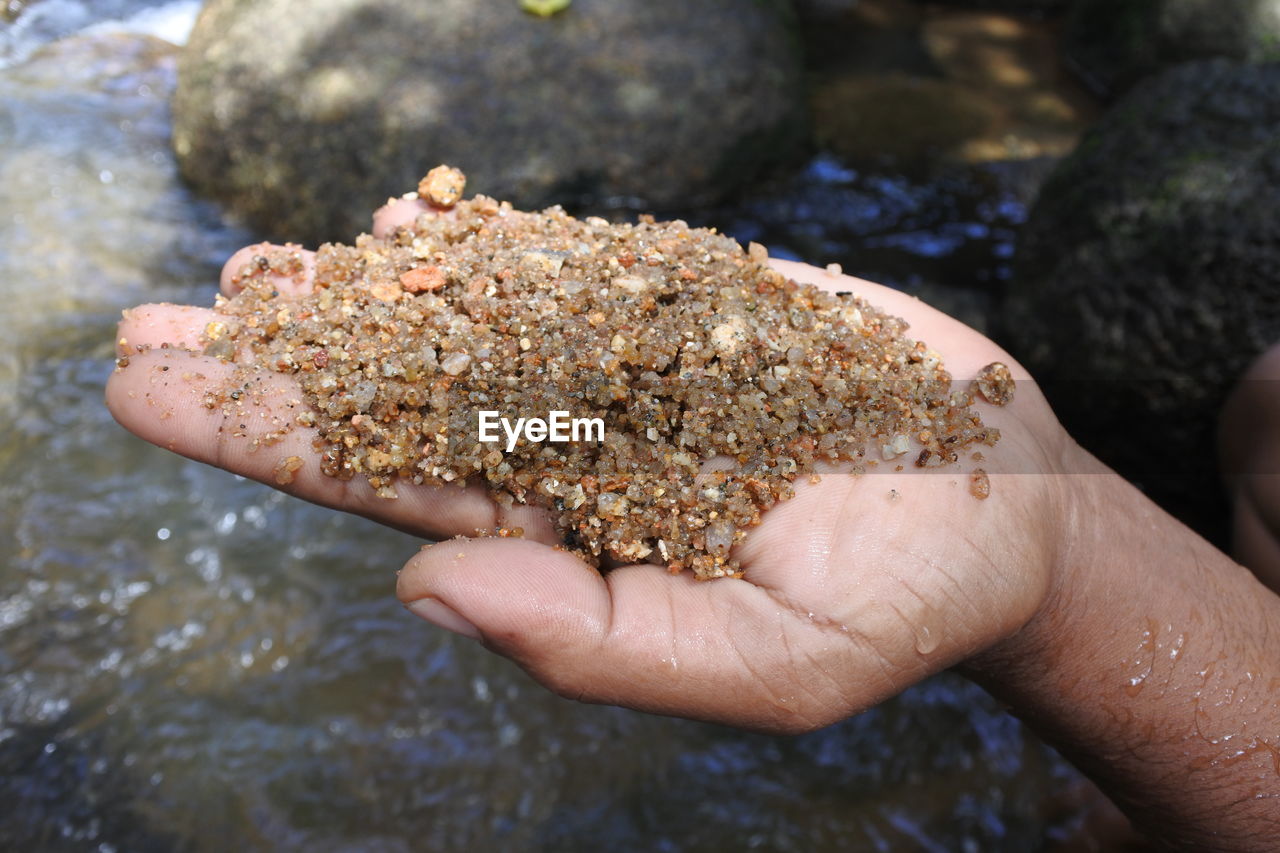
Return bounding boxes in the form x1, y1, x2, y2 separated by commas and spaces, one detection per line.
202, 167, 1007, 579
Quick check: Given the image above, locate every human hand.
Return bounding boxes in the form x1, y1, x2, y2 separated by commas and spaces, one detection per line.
107, 197, 1080, 733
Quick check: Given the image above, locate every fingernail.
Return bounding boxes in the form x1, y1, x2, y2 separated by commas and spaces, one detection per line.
405, 596, 481, 640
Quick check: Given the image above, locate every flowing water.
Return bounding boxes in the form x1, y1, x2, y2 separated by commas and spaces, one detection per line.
0, 3, 1095, 849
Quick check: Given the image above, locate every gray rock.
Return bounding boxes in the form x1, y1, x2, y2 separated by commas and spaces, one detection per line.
1003, 60, 1280, 535
172, 0, 805, 244
1067, 0, 1280, 95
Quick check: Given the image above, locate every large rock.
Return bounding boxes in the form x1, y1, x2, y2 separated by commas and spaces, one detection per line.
173, 0, 805, 244
1067, 0, 1280, 95
1003, 60, 1280, 536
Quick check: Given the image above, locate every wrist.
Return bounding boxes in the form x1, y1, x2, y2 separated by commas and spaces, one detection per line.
961, 447, 1280, 847
959, 444, 1107, 683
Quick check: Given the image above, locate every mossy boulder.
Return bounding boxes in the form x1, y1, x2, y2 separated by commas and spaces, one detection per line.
1003, 60, 1280, 535
1066, 0, 1280, 95
173, 0, 805, 244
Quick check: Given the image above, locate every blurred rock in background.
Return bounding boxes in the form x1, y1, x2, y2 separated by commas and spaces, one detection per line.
799, 0, 1095, 169
1003, 59, 1280, 537
172, 0, 806, 244
780, 0, 1095, 333
1066, 0, 1280, 97
791, 2, 1280, 543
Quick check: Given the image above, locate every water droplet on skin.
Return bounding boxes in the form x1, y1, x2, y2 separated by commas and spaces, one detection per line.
1123, 621, 1157, 696
914, 625, 939, 655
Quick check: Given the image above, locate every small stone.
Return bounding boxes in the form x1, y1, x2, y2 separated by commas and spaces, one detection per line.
704, 519, 735, 557
519, 250, 567, 278
351, 380, 378, 412
418, 165, 466, 208
274, 455, 304, 484
880, 434, 912, 460
400, 265, 446, 292
613, 275, 647, 295
969, 468, 991, 500
596, 492, 629, 518
709, 318, 746, 355
369, 279, 402, 302
440, 352, 472, 376
203, 337, 236, 361
973, 362, 1015, 406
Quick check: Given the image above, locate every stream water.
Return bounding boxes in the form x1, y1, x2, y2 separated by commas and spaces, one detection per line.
1, 2, 1095, 849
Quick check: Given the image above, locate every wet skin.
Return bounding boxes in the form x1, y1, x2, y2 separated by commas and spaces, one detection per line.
107, 196, 1280, 849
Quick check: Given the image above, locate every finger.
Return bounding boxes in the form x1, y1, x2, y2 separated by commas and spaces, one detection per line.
117, 303, 221, 355
106, 349, 558, 544
372, 195, 459, 239
220, 242, 316, 298
372, 196, 426, 238
397, 537, 919, 733
117, 302, 267, 365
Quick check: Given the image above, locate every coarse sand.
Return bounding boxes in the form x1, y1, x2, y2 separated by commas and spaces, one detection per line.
194, 168, 1010, 579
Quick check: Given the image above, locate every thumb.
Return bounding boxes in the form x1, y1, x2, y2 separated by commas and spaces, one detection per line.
395, 537, 844, 732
